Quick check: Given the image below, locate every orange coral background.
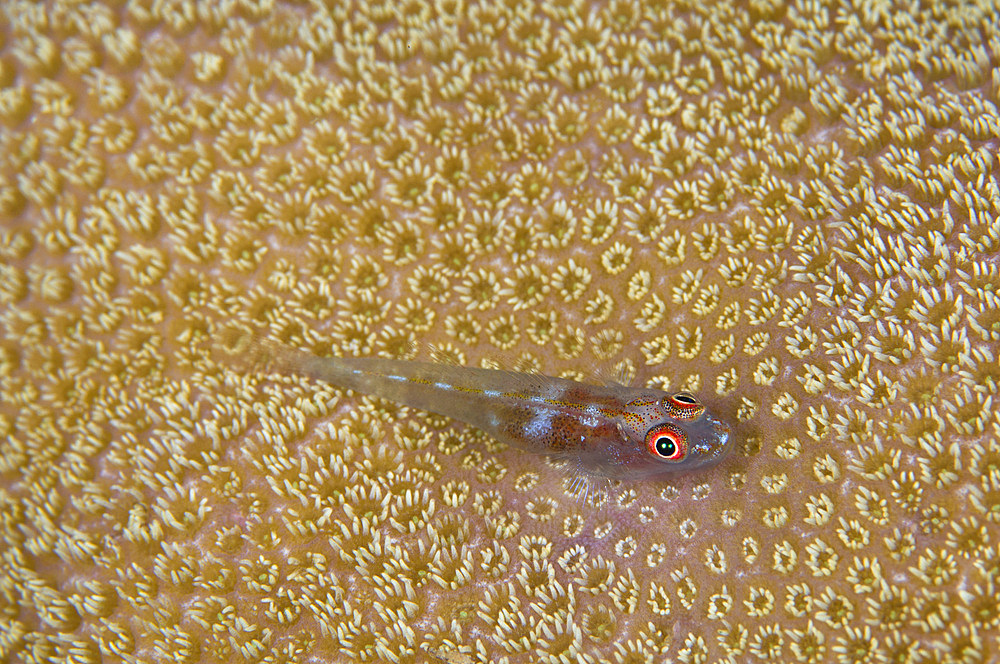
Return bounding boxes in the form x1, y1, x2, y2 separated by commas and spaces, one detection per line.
1, 0, 999, 662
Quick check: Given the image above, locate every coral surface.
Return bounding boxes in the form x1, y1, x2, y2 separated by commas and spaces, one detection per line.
1, 0, 999, 662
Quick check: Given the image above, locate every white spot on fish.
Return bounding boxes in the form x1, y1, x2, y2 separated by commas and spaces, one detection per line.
387, 374, 405, 381
484, 389, 501, 397
435, 381, 451, 389
523, 411, 553, 439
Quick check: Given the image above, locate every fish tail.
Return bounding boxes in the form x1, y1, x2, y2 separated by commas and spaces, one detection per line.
213, 327, 361, 390
212, 328, 305, 377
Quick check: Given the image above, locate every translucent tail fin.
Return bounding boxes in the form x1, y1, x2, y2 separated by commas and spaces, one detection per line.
212, 327, 297, 377
212, 327, 348, 387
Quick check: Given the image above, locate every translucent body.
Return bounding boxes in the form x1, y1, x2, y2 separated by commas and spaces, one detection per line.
246, 341, 733, 481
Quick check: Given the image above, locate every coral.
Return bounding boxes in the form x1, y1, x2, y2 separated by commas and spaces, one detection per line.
1, 0, 999, 662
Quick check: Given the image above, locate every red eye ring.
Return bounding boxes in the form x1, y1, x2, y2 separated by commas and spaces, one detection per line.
662, 392, 706, 420
671, 392, 699, 405
645, 424, 687, 461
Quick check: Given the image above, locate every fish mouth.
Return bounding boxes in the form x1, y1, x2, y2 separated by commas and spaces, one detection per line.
707, 417, 732, 458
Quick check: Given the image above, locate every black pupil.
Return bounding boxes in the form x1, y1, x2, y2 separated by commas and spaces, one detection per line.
676, 394, 696, 404
656, 437, 677, 457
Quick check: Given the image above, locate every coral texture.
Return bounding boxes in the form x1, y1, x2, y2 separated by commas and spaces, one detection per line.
1, 0, 999, 662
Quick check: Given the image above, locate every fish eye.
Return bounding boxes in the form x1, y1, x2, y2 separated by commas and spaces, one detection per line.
656, 437, 677, 457
662, 393, 706, 420
645, 424, 687, 461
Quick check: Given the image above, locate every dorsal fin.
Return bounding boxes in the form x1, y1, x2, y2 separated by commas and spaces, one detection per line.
427, 342, 466, 366
591, 359, 636, 387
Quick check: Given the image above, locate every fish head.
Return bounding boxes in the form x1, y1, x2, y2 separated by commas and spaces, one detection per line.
617, 391, 733, 478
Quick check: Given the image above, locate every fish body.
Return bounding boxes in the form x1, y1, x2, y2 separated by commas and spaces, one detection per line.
241, 340, 733, 481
